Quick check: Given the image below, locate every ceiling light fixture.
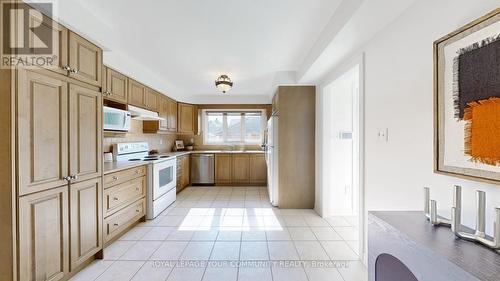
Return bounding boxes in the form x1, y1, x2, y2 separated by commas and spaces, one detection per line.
215, 75, 233, 93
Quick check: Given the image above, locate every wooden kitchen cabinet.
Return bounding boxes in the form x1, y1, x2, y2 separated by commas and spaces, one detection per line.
17, 69, 102, 191
176, 155, 190, 193
103, 67, 128, 103
104, 198, 145, 243
249, 154, 267, 184
232, 154, 250, 183
69, 177, 102, 270
215, 154, 232, 184
18, 186, 69, 281
167, 98, 178, 132
128, 79, 147, 108
68, 31, 102, 87
177, 103, 196, 134
17, 69, 69, 196
26, 11, 69, 76
69, 83, 102, 183
145, 88, 160, 111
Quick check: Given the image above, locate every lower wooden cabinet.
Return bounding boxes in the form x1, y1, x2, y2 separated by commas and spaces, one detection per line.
232, 154, 250, 183
103, 166, 147, 243
214, 153, 267, 185
249, 154, 267, 184
215, 154, 232, 184
176, 155, 190, 193
18, 186, 69, 281
104, 198, 145, 243
69, 177, 102, 270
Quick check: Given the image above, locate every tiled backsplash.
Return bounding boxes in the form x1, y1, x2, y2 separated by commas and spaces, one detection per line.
176, 134, 262, 151
103, 120, 177, 153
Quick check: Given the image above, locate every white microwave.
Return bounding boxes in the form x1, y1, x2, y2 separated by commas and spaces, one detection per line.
103, 106, 131, 131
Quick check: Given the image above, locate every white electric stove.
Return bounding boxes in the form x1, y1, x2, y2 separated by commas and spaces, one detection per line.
113, 142, 176, 219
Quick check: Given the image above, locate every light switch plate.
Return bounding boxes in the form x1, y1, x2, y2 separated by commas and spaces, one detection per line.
378, 128, 388, 142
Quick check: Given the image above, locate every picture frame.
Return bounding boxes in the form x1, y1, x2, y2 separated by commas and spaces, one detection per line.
175, 140, 185, 150
434, 8, 500, 184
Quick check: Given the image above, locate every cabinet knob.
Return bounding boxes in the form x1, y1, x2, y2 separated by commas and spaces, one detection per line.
136, 209, 140, 213
62, 65, 71, 71
113, 197, 119, 201
63, 176, 72, 181
70, 174, 78, 180
70, 68, 79, 74
112, 176, 118, 180
113, 223, 119, 226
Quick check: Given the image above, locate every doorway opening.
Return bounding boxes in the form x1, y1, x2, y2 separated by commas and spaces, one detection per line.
320, 60, 365, 261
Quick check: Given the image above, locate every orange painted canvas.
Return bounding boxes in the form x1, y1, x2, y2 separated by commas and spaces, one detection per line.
463, 98, 500, 165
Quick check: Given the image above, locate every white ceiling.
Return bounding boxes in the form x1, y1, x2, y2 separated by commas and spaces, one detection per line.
43, 0, 342, 103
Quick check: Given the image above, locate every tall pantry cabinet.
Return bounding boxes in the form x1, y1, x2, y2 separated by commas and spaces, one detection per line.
0, 3, 104, 280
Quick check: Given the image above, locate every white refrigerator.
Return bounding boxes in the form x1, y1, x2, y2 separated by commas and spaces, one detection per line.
266, 116, 279, 206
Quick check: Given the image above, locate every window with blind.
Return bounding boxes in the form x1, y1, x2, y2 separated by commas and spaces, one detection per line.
203, 110, 265, 144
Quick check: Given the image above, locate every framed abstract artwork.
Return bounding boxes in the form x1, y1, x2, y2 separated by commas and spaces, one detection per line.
434, 8, 500, 183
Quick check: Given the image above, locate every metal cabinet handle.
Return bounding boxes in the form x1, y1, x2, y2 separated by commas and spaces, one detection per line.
70, 174, 78, 180
62, 65, 71, 71
112, 176, 118, 180
136, 209, 140, 213
70, 68, 79, 74
113, 197, 119, 201
113, 223, 119, 226
63, 176, 72, 181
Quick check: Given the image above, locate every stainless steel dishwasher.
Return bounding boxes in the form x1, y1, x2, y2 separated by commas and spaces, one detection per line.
190, 154, 215, 185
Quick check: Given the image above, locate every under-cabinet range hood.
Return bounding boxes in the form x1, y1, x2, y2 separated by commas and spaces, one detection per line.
128, 105, 165, 121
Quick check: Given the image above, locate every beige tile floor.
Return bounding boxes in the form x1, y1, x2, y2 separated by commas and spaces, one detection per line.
71, 186, 367, 281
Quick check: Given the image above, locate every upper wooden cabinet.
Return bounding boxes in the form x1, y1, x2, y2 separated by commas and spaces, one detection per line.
167, 98, 178, 132
144, 96, 178, 133
69, 84, 102, 182
145, 88, 159, 111
17, 69, 102, 196
249, 154, 267, 184
128, 79, 147, 108
103, 67, 128, 103
68, 32, 102, 87
26, 12, 69, 76
17, 69, 69, 196
69, 178, 102, 270
178, 103, 197, 134
18, 186, 69, 281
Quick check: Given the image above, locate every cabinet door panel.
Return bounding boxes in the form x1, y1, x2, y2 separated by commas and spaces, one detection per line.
178, 103, 194, 133
19, 186, 69, 281
232, 154, 250, 183
249, 154, 267, 183
69, 32, 102, 87
105, 67, 128, 103
182, 155, 190, 188
216, 154, 232, 184
158, 98, 169, 131
70, 178, 102, 270
128, 79, 146, 107
17, 69, 69, 196
168, 99, 178, 131
145, 88, 159, 111
69, 84, 102, 182
26, 12, 68, 75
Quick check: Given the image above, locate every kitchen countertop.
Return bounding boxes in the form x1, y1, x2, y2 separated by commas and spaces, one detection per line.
103, 150, 265, 174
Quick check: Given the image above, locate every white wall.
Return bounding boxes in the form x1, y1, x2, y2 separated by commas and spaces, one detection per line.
318, 0, 500, 236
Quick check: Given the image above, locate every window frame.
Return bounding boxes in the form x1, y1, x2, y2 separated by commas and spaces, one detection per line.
202, 109, 266, 145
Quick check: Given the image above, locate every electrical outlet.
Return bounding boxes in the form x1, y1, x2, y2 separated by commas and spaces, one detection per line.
378, 128, 389, 142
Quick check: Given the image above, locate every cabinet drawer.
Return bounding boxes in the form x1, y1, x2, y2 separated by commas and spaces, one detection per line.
104, 198, 145, 242
104, 166, 146, 188
104, 177, 146, 217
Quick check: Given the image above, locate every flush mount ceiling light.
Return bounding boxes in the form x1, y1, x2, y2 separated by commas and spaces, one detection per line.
215, 75, 233, 93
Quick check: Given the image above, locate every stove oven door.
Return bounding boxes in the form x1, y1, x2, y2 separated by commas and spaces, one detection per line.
152, 159, 177, 200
